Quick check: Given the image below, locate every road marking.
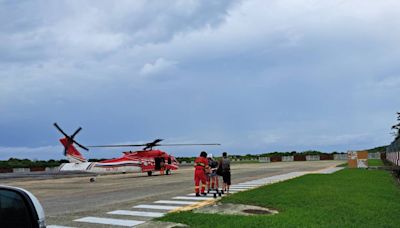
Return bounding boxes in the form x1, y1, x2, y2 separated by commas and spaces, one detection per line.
229, 185, 254, 189
228, 189, 244, 192
108, 210, 165, 218
173, 196, 214, 201
235, 183, 260, 185
133, 204, 181, 210
187, 192, 225, 195
230, 186, 254, 189
243, 182, 265, 185
47, 226, 75, 228
229, 189, 251, 192
155, 200, 197, 205
74, 217, 144, 227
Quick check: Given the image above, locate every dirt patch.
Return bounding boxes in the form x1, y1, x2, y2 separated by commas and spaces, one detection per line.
194, 203, 278, 216
242, 209, 272, 214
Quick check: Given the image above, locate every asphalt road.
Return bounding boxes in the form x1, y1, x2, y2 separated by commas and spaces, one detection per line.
1, 160, 343, 227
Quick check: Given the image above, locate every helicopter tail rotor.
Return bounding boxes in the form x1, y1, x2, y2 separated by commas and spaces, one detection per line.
53, 123, 89, 156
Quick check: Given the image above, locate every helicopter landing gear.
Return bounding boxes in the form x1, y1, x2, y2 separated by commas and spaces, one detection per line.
165, 169, 171, 175
147, 171, 152, 176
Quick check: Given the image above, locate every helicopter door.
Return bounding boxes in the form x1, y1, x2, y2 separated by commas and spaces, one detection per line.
154, 157, 161, 170
168, 157, 172, 164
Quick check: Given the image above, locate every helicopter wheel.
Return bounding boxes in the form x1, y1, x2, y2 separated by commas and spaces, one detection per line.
147, 171, 152, 176
165, 169, 170, 175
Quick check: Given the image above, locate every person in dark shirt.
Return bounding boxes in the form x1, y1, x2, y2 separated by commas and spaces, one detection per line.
219, 152, 231, 193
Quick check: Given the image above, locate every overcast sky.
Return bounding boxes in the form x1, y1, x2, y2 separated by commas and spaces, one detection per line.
1, 0, 399, 160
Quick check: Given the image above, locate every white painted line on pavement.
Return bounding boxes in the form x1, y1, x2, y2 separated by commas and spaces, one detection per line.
155, 200, 197, 205
186, 193, 226, 197
230, 186, 253, 189
108, 210, 165, 218
173, 196, 214, 201
243, 182, 266, 184
234, 184, 261, 186
133, 204, 181, 210
228, 189, 244, 192
74, 216, 144, 227
230, 186, 254, 189
47, 226, 75, 228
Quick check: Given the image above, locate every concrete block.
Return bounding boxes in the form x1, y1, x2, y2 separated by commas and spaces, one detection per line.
258, 157, 270, 163
270, 156, 282, 162
45, 167, 59, 173
306, 155, 320, 161
13, 168, 30, 173
282, 156, 294, 162
334, 154, 347, 160
294, 155, 306, 161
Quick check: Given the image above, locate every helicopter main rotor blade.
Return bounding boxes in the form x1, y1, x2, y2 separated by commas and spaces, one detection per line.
74, 140, 89, 151
87, 143, 221, 148
53, 123, 69, 138
157, 143, 221, 146
71, 127, 82, 139
87, 144, 146, 148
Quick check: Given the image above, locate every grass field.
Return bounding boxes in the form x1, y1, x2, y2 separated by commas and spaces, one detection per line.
337, 159, 384, 167
368, 159, 384, 166
160, 169, 400, 227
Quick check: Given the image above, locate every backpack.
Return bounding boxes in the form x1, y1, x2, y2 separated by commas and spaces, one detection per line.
209, 159, 218, 168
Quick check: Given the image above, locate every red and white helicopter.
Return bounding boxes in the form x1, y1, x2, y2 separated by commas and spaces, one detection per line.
54, 123, 220, 177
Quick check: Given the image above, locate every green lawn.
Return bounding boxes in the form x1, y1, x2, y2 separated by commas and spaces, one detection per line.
368, 159, 384, 166
160, 169, 400, 227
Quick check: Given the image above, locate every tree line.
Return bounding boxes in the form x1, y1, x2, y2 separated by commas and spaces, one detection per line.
0, 146, 386, 168
0, 158, 107, 169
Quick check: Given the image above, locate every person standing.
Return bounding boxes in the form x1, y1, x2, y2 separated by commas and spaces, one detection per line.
206, 154, 219, 192
159, 159, 165, 175
194, 151, 209, 196
219, 152, 231, 193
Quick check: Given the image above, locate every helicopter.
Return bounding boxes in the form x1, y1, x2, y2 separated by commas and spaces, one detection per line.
53, 123, 220, 177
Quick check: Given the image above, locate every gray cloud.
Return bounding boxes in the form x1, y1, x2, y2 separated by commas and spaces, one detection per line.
1, 0, 400, 159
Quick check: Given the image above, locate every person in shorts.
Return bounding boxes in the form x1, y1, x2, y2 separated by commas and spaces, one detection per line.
219, 152, 231, 193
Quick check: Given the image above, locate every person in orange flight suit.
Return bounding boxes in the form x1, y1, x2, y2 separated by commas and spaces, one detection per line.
194, 151, 209, 197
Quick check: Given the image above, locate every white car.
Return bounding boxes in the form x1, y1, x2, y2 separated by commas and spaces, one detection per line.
0, 185, 46, 228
